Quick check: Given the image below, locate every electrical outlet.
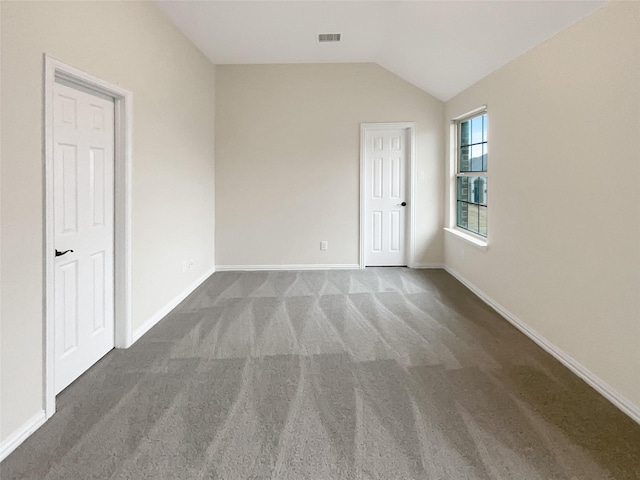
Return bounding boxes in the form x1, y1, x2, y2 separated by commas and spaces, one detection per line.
320, 241, 328, 251
189, 260, 195, 270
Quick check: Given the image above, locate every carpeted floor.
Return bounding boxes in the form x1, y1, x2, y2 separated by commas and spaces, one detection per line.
2, 268, 639, 479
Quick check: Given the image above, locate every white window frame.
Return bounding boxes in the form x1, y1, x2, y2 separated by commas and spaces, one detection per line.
445, 106, 488, 249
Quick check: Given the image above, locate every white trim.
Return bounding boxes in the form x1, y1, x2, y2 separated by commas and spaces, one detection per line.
131, 267, 216, 343
359, 122, 416, 269
444, 227, 488, 250
113, 82, 134, 350
44, 55, 133, 420
447, 122, 457, 230
0, 410, 46, 462
444, 265, 640, 426
452, 104, 487, 122
215, 264, 360, 272
411, 263, 445, 269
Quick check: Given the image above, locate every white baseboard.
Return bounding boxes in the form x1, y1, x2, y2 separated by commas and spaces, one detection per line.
215, 264, 360, 272
0, 410, 46, 462
132, 266, 216, 343
410, 263, 445, 269
443, 265, 640, 426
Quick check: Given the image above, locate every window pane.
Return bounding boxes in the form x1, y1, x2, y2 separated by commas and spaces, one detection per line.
457, 201, 468, 230
472, 116, 483, 144
460, 146, 471, 172
471, 144, 484, 172
475, 177, 487, 206
479, 206, 488, 236
457, 176, 487, 205
482, 114, 488, 142
457, 177, 468, 202
460, 121, 470, 146
467, 203, 480, 234
482, 143, 488, 171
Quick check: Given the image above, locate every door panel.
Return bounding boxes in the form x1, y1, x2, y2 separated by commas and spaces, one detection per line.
57, 144, 79, 234
372, 211, 383, 252
390, 157, 401, 198
54, 81, 115, 394
58, 260, 79, 355
364, 128, 408, 266
390, 211, 401, 252
90, 147, 106, 226
90, 251, 106, 333
373, 158, 383, 198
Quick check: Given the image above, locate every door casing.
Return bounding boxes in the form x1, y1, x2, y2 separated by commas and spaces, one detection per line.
359, 122, 416, 269
44, 55, 133, 418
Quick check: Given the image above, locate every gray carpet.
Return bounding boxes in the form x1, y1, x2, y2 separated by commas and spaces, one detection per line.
2, 268, 639, 479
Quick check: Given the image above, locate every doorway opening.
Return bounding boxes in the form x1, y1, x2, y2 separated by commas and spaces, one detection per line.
44, 55, 133, 418
359, 123, 416, 268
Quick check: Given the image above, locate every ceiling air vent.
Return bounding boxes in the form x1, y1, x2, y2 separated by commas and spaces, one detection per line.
318, 33, 341, 43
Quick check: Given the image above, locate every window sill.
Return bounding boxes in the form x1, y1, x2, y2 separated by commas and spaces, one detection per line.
444, 228, 488, 250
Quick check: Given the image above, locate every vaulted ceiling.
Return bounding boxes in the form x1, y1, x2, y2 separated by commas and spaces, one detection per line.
155, 0, 607, 101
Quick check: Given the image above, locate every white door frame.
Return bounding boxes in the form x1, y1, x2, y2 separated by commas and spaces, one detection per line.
359, 122, 416, 269
43, 54, 133, 418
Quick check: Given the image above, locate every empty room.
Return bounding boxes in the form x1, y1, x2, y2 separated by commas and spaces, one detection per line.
1, 0, 639, 478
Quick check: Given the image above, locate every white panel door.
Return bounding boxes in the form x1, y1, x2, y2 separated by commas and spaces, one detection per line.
54, 81, 115, 393
364, 128, 408, 266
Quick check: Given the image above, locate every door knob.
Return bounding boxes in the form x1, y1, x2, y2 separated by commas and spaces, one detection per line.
55, 249, 74, 257
398, 202, 407, 207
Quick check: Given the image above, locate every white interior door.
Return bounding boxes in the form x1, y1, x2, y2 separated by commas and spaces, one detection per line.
54, 80, 115, 394
364, 128, 408, 266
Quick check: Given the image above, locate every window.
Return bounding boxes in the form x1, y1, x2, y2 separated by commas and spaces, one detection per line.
456, 112, 487, 237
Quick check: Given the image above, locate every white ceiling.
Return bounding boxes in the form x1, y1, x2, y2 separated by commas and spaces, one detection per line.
155, 0, 607, 101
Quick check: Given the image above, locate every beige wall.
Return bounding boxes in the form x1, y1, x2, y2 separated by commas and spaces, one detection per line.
444, 1, 640, 411
215, 63, 444, 267
0, 1, 215, 442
